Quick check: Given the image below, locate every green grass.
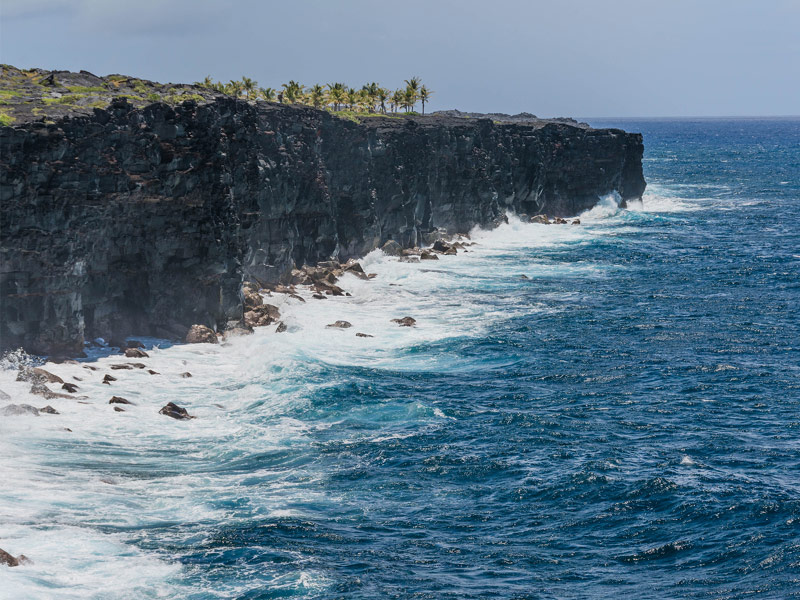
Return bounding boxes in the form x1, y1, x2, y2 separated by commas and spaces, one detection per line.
89, 100, 108, 108
147, 93, 161, 102
43, 95, 80, 105
0, 89, 21, 98
0, 111, 15, 126
66, 85, 105, 93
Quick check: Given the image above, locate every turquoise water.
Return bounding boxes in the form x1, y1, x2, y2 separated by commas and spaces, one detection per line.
1, 117, 798, 599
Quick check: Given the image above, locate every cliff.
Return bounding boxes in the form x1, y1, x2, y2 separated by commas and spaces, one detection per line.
0, 70, 645, 356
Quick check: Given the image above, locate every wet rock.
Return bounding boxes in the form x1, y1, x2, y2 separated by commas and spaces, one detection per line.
381, 240, 402, 256
572, 219, 581, 225
530, 214, 550, 224
355, 333, 374, 338
102, 374, 116, 384
126, 340, 145, 349
222, 326, 253, 339
244, 303, 280, 328
185, 324, 218, 344
0, 548, 20, 567
553, 217, 568, 224
343, 260, 370, 280
519, 274, 530, 280
312, 293, 327, 300
399, 256, 420, 263
367, 273, 378, 279
180, 372, 192, 378
30, 383, 73, 400
114, 406, 125, 412
83, 365, 98, 371
147, 369, 160, 375
432, 240, 452, 253
326, 320, 352, 329
420, 250, 439, 260
124, 348, 149, 358
17, 367, 63, 385
110, 364, 134, 370
109, 396, 134, 405
39, 405, 59, 414
159, 402, 194, 420
275, 321, 288, 333
2, 404, 39, 417
62, 382, 79, 393
391, 317, 416, 327
401, 247, 421, 256
243, 289, 263, 309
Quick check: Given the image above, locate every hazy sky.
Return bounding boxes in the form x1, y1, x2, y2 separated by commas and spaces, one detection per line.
2, 0, 798, 117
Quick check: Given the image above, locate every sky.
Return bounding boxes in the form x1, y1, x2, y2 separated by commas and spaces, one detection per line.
1, 0, 798, 117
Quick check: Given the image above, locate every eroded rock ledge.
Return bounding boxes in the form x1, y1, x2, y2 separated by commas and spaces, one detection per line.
1, 86, 645, 355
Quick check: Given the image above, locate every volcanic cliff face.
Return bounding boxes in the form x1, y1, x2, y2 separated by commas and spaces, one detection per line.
0, 97, 645, 356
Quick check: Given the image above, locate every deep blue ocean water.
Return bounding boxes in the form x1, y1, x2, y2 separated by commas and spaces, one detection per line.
1, 117, 799, 599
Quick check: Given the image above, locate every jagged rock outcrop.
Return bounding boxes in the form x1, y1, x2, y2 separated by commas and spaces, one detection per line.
1, 90, 644, 355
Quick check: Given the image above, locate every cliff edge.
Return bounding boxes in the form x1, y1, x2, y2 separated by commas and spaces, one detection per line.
0, 67, 645, 355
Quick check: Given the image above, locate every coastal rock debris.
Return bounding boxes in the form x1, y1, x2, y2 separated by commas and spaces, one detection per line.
326, 320, 352, 329
391, 317, 416, 327
185, 324, 218, 344
159, 402, 195, 420
124, 348, 149, 358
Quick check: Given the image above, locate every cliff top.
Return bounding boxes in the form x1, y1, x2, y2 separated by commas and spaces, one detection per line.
0, 65, 593, 131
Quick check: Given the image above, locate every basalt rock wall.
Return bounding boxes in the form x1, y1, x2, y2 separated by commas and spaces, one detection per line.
0, 98, 645, 355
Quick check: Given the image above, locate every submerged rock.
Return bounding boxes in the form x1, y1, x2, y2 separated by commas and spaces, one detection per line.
180, 372, 192, 378
102, 374, 116, 384
114, 406, 125, 412
185, 325, 218, 344
159, 402, 194, 420
355, 333, 374, 338
124, 348, 149, 358
275, 321, 288, 333
0, 548, 20, 567
62, 382, 79, 393
572, 219, 581, 225
109, 396, 134, 405
39, 405, 59, 414
326, 320, 352, 329
391, 317, 417, 327
2, 404, 40, 416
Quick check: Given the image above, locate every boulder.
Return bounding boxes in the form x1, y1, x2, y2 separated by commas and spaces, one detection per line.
147, 370, 160, 375
420, 250, 439, 260
326, 320, 352, 329
432, 240, 451, 253
391, 317, 416, 327
0, 548, 20, 567
30, 383, 73, 400
571, 219, 581, 225
275, 321, 288, 333
355, 333, 374, 338
110, 364, 133, 370
124, 348, 149, 358
180, 372, 192, 378
159, 402, 194, 420
244, 303, 281, 328
553, 217, 568, 224
17, 367, 63, 385
519, 274, 529, 280
530, 214, 550, 224
2, 404, 39, 417
243, 289, 263, 309
114, 406, 125, 412
109, 396, 134, 405
186, 324, 218, 344
126, 340, 145, 349
312, 293, 327, 300
39, 405, 59, 414
62, 382, 79, 393
102, 374, 116, 384
381, 240, 402, 256
399, 256, 420, 263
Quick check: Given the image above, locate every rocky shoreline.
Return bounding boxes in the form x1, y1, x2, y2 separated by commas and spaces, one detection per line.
1, 66, 645, 358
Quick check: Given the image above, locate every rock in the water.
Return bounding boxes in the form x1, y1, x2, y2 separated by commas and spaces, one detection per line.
126, 340, 145, 349
180, 372, 192, 378
571, 219, 581, 225
391, 317, 416, 327
553, 217, 568, 224
420, 250, 439, 260
312, 293, 327, 300
110, 364, 133, 370
530, 214, 550, 224
39, 405, 59, 414
519, 274, 529, 280
62, 382, 79, 393
17, 367, 64, 385
109, 396, 134, 405
399, 256, 420, 263
102, 374, 116, 384
30, 383, 73, 400
2, 404, 39, 416
275, 321, 288, 333
432, 240, 452, 253
114, 406, 125, 412
0, 548, 20, 567
326, 320, 352, 329
185, 324, 218, 344
124, 348, 149, 358
159, 402, 194, 420
244, 303, 280, 328
355, 333, 374, 338
147, 369, 160, 375
381, 240, 402, 256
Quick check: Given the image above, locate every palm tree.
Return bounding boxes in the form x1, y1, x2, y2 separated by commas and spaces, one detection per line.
327, 83, 346, 111
403, 87, 416, 112
259, 87, 276, 102
281, 80, 304, 104
309, 84, 326, 109
391, 89, 404, 114
419, 85, 433, 115
377, 87, 390, 114
226, 79, 244, 98
241, 76, 258, 100
346, 88, 360, 111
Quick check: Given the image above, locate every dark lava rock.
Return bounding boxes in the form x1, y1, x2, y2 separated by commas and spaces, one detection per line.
159, 402, 194, 420
2, 404, 39, 416
102, 374, 116, 384
381, 240, 403, 256
62, 382, 79, 393
109, 396, 134, 405
147, 369, 160, 375
17, 367, 63, 385
276, 321, 288, 333
180, 372, 192, 378
572, 219, 581, 225
420, 250, 439, 260
110, 364, 133, 370
519, 274, 530, 280
114, 406, 125, 412
326, 320, 352, 329
186, 325, 218, 344
124, 348, 149, 358
0, 548, 20, 567
312, 293, 327, 300
391, 317, 417, 327
530, 214, 550, 224
39, 405, 59, 414
399, 256, 420, 263
30, 383, 73, 400
355, 333, 374, 338
127, 363, 146, 369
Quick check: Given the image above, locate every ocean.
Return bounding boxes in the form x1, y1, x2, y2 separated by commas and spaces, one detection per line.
1, 117, 798, 599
